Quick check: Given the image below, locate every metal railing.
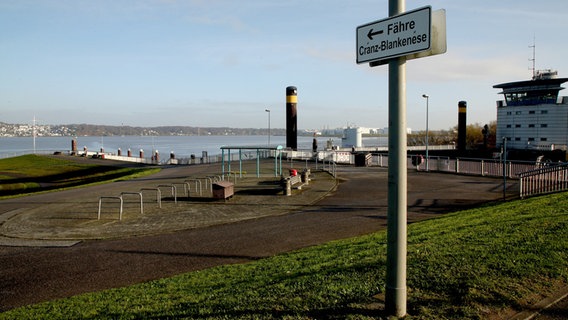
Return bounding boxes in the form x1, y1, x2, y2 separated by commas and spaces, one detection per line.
12, 148, 568, 198
519, 163, 568, 198
369, 153, 536, 178
424, 157, 535, 178
373, 153, 567, 198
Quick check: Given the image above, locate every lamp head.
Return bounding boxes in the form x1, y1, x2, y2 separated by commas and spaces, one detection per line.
422, 94, 429, 98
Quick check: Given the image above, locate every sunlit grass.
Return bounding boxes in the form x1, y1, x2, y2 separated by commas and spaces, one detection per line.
2, 192, 566, 319
0, 154, 159, 197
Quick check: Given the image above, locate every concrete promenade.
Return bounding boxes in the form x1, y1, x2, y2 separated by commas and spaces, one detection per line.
0, 158, 564, 318
0, 159, 336, 245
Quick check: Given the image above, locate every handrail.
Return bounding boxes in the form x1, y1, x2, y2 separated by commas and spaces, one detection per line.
120, 192, 144, 214
98, 196, 123, 220
519, 162, 568, 198
157, 184, 177, 204
140, 188, 162, 208
185, 179, 203, 196
172, 182, 190, 198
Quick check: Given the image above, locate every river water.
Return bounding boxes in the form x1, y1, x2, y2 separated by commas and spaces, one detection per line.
1, 135, 379, 159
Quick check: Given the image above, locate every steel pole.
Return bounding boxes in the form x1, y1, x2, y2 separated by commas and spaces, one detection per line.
385, 1, 407, 317
425, 95, 429, 171
503, 137, 507, 200
265, 109, 271, 146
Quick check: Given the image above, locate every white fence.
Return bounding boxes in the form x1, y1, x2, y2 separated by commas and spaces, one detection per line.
519, 163, 568, 198
314, 150, 568, 198
312, 151, 537, 178
410, 156, 536, 178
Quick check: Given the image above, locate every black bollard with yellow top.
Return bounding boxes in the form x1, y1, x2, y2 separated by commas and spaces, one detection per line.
458, 101, 467, 152
286, 86, 298, 150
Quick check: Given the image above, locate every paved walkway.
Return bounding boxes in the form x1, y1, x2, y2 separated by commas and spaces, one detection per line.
1, 158, 563, 318
0, 160, 335, 245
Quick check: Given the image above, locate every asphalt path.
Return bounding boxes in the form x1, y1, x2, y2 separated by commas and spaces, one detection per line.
0, 163, 524, 313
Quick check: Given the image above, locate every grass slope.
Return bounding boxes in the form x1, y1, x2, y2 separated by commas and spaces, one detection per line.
0, 154, 158, 197
1, 191, 567, 319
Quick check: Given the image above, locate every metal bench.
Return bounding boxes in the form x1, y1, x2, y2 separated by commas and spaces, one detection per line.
282, 173, 303, 196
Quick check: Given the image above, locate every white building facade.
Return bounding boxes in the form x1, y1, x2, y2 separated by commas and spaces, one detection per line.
494, 70, 568, 151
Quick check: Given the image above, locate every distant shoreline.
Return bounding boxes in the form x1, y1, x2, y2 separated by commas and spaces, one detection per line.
0, 122, 348, 138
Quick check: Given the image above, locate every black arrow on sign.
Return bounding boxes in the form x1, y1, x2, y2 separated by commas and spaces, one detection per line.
367, 28, 384, 40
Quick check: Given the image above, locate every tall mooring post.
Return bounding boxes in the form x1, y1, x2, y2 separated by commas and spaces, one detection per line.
71, 138, 77, 154
458, 101, 467, 152
286, 86, 298, 150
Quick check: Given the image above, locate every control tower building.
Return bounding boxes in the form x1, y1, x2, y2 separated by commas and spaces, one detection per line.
494, 70, 568, 151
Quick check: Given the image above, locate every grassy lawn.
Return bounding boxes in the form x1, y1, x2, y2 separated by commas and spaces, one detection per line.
1, 191, 566, 319
0, 154, 159, 197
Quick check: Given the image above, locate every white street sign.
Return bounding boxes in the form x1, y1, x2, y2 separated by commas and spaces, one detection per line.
356, 6, 431, 64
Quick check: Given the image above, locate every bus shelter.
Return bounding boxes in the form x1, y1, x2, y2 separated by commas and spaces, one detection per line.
220, 145, 284, 178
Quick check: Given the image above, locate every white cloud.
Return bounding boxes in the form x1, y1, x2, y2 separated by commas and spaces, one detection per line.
408, 49, 530, 83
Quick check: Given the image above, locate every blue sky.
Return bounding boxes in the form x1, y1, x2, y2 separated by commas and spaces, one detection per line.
1, 0, 567, 131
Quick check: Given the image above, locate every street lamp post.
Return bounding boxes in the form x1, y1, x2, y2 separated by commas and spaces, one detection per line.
265, 109, 271, 146
502, 137, 507, 201
422, 94, 429, 171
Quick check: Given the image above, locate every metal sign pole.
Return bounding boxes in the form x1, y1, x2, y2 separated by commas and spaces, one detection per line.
385, 0, 407, 317
502, 137, 507, 200
356, 0, 445, 316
